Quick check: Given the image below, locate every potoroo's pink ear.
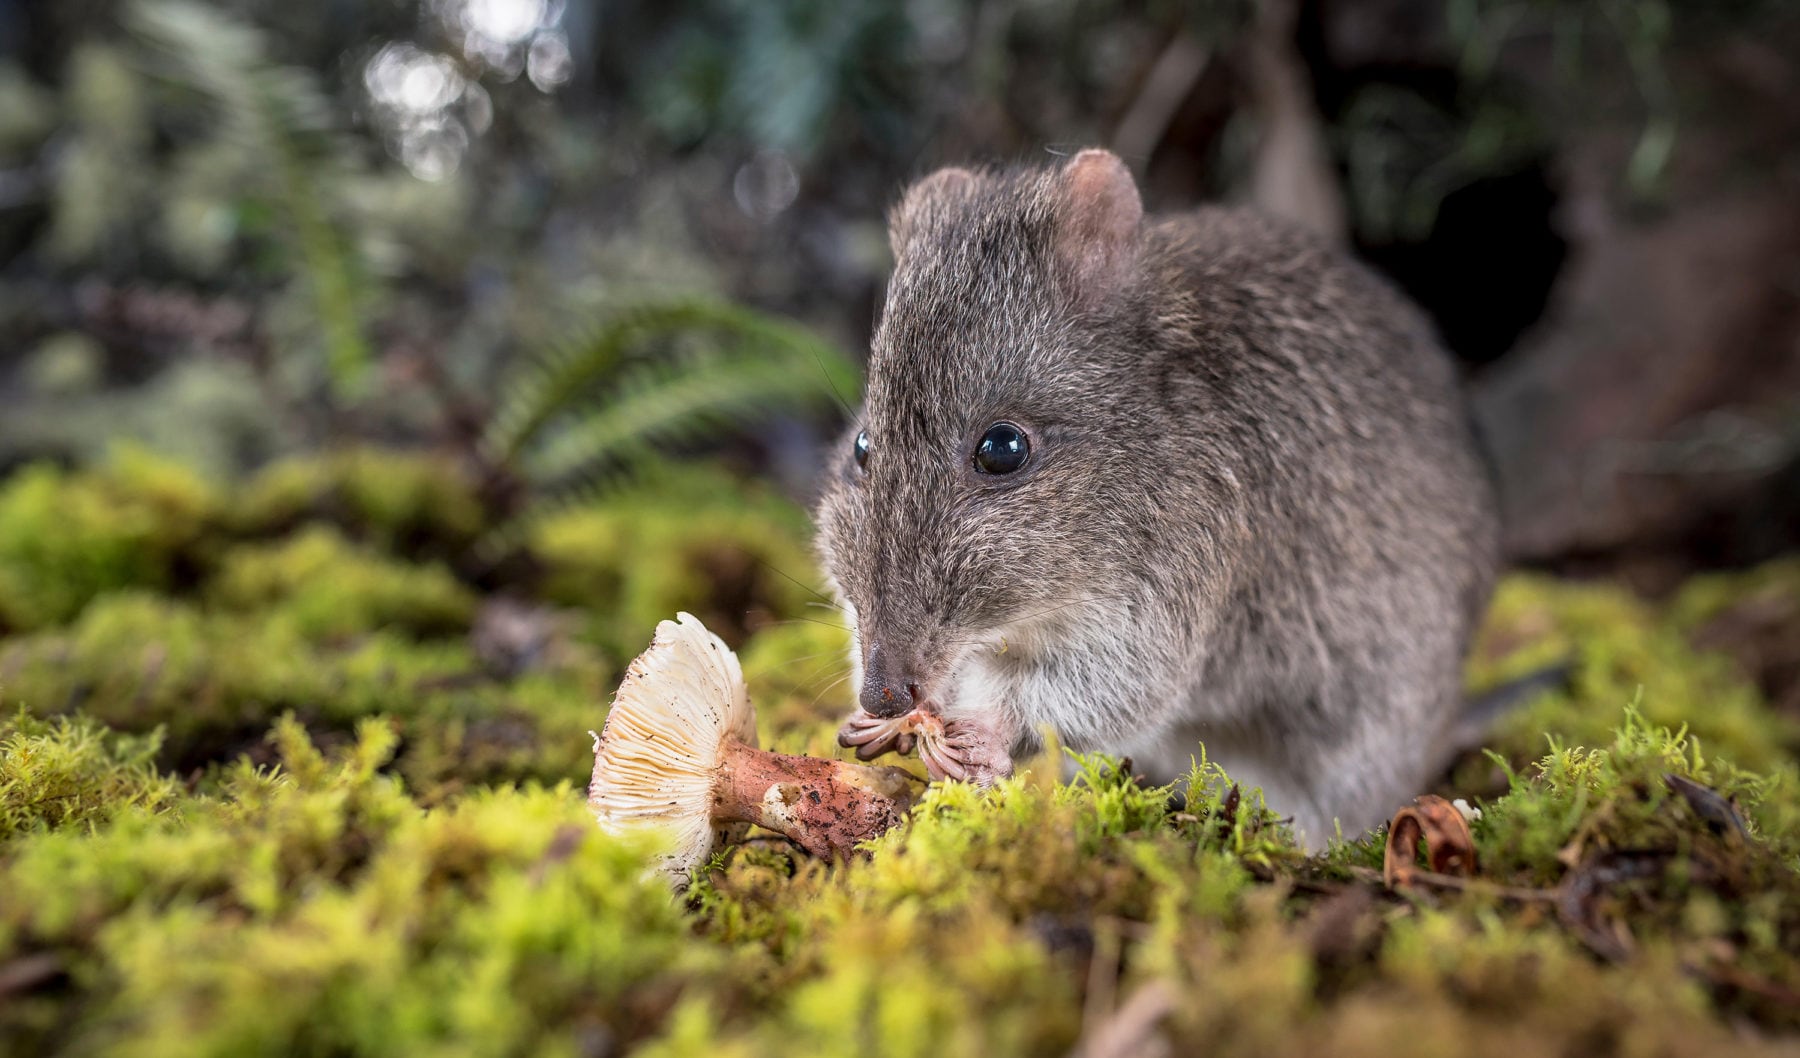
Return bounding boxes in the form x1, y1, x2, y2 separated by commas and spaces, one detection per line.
1053, 148, 1143, 305
888, 166, 978, 264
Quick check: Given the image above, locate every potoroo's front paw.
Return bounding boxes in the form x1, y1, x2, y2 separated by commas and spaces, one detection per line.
836, 707, 1014, 786
916, 711, 1015, 787
836, 708, 917, 761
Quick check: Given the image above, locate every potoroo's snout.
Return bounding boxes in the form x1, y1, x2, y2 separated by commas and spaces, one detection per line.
857, 640, 931, 718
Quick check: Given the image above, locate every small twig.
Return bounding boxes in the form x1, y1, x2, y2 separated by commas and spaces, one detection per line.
0, 953, 64, 998
525, 823, 588, 888
1244, 0, 1347, 241
1080, 920, 1124, 1050
1346, 864, 1559, 903
1111, 34, 1211, 166
1685, 959, 1800, 1007
1073, 979, 1177, 1058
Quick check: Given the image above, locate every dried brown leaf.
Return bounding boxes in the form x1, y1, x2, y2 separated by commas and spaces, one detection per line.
1662, 773, 1751, 840
1383, 794, 1479, 888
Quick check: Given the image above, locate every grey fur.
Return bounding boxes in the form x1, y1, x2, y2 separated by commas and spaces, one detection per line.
813, 150, 1500, 844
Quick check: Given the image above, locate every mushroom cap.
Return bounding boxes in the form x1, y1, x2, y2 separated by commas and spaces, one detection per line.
588, 611, 757, 884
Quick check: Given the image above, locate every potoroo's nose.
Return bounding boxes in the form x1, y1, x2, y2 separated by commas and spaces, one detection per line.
859, 640, 925, 718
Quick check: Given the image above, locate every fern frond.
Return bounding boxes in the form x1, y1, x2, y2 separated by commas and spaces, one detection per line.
472, 297, 861, 558
485, 299, 860, 462
128, 0, 373, 399
522, 353, 837, 484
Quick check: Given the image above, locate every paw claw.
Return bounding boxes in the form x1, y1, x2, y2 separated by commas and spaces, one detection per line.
836, 708, 922, 762
923, 716, 1015, 788
921, 739, 969, 782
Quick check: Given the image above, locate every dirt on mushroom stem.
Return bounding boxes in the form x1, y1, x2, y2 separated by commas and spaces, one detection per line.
717, 742, 919, 860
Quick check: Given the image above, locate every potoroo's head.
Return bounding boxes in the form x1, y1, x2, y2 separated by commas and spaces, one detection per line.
815, 149, 1178, 720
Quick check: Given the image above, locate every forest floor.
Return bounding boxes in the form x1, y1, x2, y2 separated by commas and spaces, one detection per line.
2, 447, 1797, 1058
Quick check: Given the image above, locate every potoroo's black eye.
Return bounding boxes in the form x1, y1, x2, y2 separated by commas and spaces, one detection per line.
853, 429, 871, 471
973, 422, 1030, 475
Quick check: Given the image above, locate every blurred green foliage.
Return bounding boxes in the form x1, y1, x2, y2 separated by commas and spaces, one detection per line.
208, 527, 477, 640
229, 449, 488, 551
3, 0, 1784, 480
1468, 574, 1799, 776
528, 463, 824, 659
1, 0, 883, 475
0, 447, 220, 632
129, 0, 376, 398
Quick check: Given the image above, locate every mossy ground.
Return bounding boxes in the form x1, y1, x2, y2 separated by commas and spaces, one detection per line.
2, 449, 1798, 1057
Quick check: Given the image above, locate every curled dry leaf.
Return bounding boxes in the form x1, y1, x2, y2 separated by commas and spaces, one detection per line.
1215, 783, 1241, 838
1382, 794, 1479, 888
1662, 773, 1751, 840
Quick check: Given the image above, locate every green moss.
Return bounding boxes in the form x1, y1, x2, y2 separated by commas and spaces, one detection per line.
1479, 705, 1799, 869
1468, 575, 1800, 775
0, 593, 451, 769
530, 467, 823, 663
1345, 913, 1745, 1058
0, 592, 612, 800
0, 719, 714, 1057
208, 525, 476, 640
0, 712, 182, 840
4, 593, 329, 742
393, 663, 614, 799
1467, 708, 1800, 1009
231, 449, 487, 552
1, 443, 1798, 1055
2, 703, 1798, 1058
674, 708, 1800, 1057
0, 447, 220, 632
1664, 557, 1800, 633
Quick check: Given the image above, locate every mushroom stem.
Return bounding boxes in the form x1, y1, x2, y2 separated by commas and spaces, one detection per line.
717, 741, 918, 861
588, 611, 923, 885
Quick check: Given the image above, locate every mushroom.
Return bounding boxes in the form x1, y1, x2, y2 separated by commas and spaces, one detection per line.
588, 612, 920, 886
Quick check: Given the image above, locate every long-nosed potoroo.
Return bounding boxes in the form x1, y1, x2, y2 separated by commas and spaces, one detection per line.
814, 149, 1500, 845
